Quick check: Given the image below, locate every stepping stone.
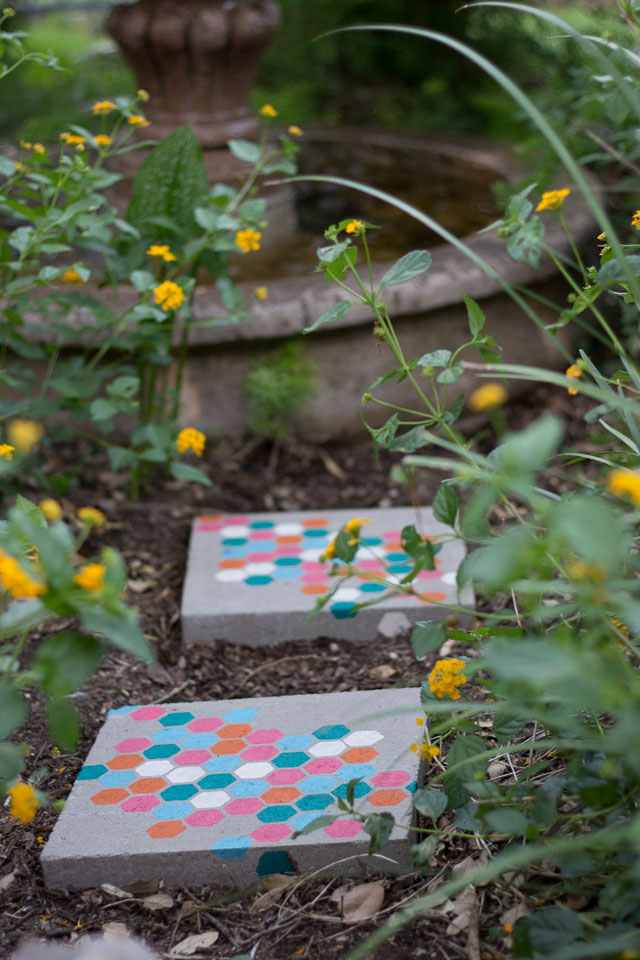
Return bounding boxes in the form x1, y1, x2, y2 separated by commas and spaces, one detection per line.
181, 507, 470, 645
42, 689, 424, 890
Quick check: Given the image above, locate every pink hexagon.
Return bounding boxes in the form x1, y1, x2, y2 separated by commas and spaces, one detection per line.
267, 768, 305, 785
371, 771, 411, 788
114, 737, 151, 752
185, 809, 224, 828
226, 798, 263, 816
242, 745, 278, 762
251, 823, 291, 843
130, 706, 166, 722
187, 718, 223, 732
121, 795, 160, 813
226, 515, 249, 524
174, 750, 211, 766
325, 819, 363, 838
247, 552, 276, 562
302, 562, 325, 573
416, 569, 441, 580
246, 729, 283, 745
304, 757, 342, 775
249, 531, 274, 541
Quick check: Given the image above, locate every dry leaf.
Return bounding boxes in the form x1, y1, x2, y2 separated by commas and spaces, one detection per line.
100, 883, 132, 899
501, 901, 530, 934
0, 871, 16, 893
143, 892, 174, 910
452, 851, 491, 886
370, 664, 396, 680
259, 872, 294, 892
446, 886, 478, 937
487, 761, 508, 780
127, 579, 154, 594
317, 448, 347, 480
168, 931, 219, 957
333, 881, 384, 923
102, 921, 132, 941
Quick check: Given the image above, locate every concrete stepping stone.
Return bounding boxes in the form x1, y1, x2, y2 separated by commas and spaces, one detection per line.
42, 689, 424, 890
181, 507, 470, 644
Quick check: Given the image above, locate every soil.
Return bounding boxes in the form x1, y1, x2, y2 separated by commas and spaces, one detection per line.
0, 383, 590, 960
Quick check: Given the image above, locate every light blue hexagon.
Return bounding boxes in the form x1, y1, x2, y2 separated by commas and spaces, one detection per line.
203, 755, 243, 773
299, 775, 339, 794
291, 811, 325, 832
152, 802, 193, 820
224, 707, 259, 724
312, 724, 350, 740
99, 770, 137, 788
228, 779, 269, 798
153, 727, 190, 743
180, 733, 219, 750
277, 734, 316, 751
336, 763, 376, 782
108, 705, 136, 716
211, 836, 251, 860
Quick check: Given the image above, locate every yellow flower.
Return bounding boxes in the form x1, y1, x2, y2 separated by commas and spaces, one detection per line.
468, 382, 508, 412
176, 428, 206, 457
77, 506, 106, 528
32, 143, 45, 155
611, 618, 630, 641
93, 134, 112, 147
415, 717, 424, 726
0, 444, 14, 460
7, 419, 43, 453
3, 8, 16, 17
344, 516, 372, 544
345, 220, 364, 235
607, 469, 640, 507
259, 104, 278, 118
566, 560, 607, 582
536, 188, 570, 212
153, 280, 184, 311
411, 741, 440, 761
19, 140, 32, 149
597, 232, 607, 241
428, 658, 467, 700
288, 125, 303, 137
61, 268, 84, 285
565, 363, 581, 396
632, 211, 640, 231
38, 499, 62, 522
74, 563, 106, 592
147, 244, 177, 262
14, 161, 24, 171
8, 782, 38, 824
127, 114, 150, 128
137, 89, 150, 102
254, 286, 268, 301
92, 100, 117, 115
322, 539, 337, 561
60, 132, 85, 148
235, 229, 262, 253
0, 549, 45, 599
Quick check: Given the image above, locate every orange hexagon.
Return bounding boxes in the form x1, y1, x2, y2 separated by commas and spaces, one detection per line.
217, 723, 252, 739
128, 777, 167, 794
341, 748, 379, 764
147, 821, 186, 839
368, 789, 406, 807
91, 788, 129, 805
212, 739, 246, 755
262, 787, 301, 804
106, 753, 142, 770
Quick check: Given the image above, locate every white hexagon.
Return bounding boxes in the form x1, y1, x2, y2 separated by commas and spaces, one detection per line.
308, 740, 346, 758
244, 562, 276, 576
220, 525, 249, 537
215, 569, 247, 582
135, 760, 174, 777
167, 765, 205, 784
235, 762, 274, 779
333, 588, 360, 603
300, 548, 324, 562
273, 522, 303, 535
441, 570, 456, 585
190, 790, 230, 809
343, 730, 384, 747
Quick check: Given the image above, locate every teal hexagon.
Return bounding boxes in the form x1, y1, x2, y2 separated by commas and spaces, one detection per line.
256, 805, 297, 823
312, 724, 350, 740
159, 712, 194, 727
161, 784, 198, 802
198, 773, 235, 790
77, 764, 108, 780
272, 752, 308, 768
296, 794, 334, 811
143, 744, 180, 759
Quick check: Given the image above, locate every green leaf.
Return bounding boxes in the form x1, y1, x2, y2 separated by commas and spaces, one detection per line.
303, 301, 351, 334
15, 495, 47, 528
293, 814, 337, 837
316, 241, 350, 263
483, 807, 528, 836
513, 906, 583, 958
530, 776, 564, 829
324, 246, 357, 283
401, 524, 437, 570
170, 462, 212, 485
46, 697, 80, 752
463, 293, 485, 336
126, 127, 209, 241
90, 398, 117, 422
432, 484, 458, 526
194, 206, 220, 233
436, 363, 464, 384
0, 741, 24, 788
227, 139, 261, 164
32, 631, 103, 697
363, 811, 395, 854
507, 216, 545, 268
413, 787, 447, 822
412, 621, 445, 660
492, 712, 526, 743
78, 606, 153, 662
379, 250, 432, 289
0, 599, 48, 640
417, 349, 451, 369
0, 682, 27, 738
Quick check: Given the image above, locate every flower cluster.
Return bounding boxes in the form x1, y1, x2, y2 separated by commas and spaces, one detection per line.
565, 363, 582, 395
259, 104, 278, 118
607, 468, 640, 507
0, 549, 45, 599
632, 210, 640, 230
177, 428, 206, 456
153, 281, 184, 311
8, 419, 43, 452
60, 132, 85, 149
61, 268, 84, 285
77, 506, 106, 528
147, 244, 177, 262
236, 229, 262, 253
0, 443, 14, 459
39, 498, 62, 522
8, 781, 38, 824
127, 114, 149, 128
468, 382, 507, 412
536, 188, 570, 212
428, 658, 468, 700
344, 516, 371, 544
92, 100, 117, 115
411, 740, 441, 761
345, 220, 364, 235
74, 563, 106, 592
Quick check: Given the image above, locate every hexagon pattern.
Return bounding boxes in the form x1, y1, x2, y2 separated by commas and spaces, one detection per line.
82, 703, 416, 863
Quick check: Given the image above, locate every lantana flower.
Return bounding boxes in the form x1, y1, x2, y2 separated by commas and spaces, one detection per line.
77, 506, 106, 528
288, 125, 303, 136
254, 286, 268, 301
236, 229, 262, 253
535, 188, 570, 212
259, 104, 278, 118
153, 281, 184, 311
61, 268, 84, 285
468, 382, 507, 412
565, 363, 582, 395
607, 469, 640, 507
39, 499, 62, 522
8, 781, 39, 824
92, 100, 117, 115
7, 419, 43, 453
345, 220, 364, 235
0, 549, 45, 599
74, 563, 106, 592
93, 134, 112, 147
147, 244, 177, 262
177, 428, 206, 456
60, 132, 85, 148
0, 444, 14, 459
428, 658, 468, 700
127, 114, 150, 128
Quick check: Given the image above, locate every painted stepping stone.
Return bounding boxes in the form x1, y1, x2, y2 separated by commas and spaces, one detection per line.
42, 689, 424, 890
181, 507, 471, 645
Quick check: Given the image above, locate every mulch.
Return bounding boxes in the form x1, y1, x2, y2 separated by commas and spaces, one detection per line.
0, 383, 590, 960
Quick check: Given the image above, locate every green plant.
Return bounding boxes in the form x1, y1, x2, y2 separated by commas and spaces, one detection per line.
246, 340, 316, 442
